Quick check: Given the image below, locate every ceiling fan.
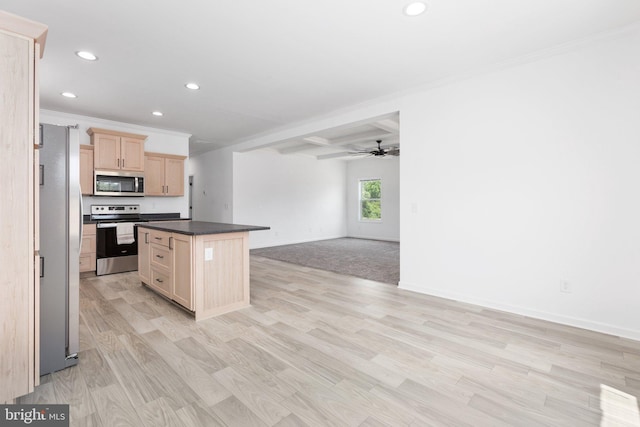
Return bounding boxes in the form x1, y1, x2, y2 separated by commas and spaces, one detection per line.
351, 140, 399, 157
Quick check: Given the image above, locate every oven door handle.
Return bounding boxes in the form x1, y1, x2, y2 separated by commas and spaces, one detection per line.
97, 223, 119, 229
97, 221, 145, 229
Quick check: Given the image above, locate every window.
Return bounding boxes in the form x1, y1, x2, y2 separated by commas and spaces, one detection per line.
359, 179, 381, 221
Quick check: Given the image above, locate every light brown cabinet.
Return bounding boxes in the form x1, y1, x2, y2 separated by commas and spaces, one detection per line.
145, 152, 186, 196
138, 224, 254, 320
88, 128, 146, 172
137, 228, 150, 285
0, 11, 47, 403
140, 228, 193, 309
79, 223, 96, 273
171, 233, 193, 309
80, 144, 94, 195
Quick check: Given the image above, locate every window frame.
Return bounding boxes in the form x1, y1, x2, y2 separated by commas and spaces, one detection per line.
358, 178, 382, 222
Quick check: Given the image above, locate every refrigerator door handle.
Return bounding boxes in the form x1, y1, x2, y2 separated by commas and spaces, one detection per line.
40, 256, 44, 278
79, 189, 83, 252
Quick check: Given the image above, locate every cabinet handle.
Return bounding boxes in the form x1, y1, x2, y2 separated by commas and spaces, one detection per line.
144, 233, 149, 244
165, 185, 168, 194
117, 158, 120, 167
169, 237, 173, 250
156, 255, 164, 259
154, 237, 162, 240
156, 278, 163, 283
122, 158, 125, 168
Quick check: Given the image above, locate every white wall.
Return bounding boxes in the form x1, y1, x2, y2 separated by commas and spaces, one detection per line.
188, 146, 234, 223
40, 110, 191, 217
232, 149, 347, 248
398, 26, 640, 340
346, 156, 400, 241
210, 25, 640, 340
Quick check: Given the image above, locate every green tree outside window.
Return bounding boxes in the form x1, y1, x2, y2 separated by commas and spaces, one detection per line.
360, 179, 381, 220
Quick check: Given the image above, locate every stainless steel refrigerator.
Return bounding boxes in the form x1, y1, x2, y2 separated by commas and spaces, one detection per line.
39, 123, 80, 375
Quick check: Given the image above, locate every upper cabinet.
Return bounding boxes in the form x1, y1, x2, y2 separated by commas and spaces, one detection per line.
79, 144, 93, 195
88, 127, 146, 172
0, 10, 47, 403
145, 152, 186, 196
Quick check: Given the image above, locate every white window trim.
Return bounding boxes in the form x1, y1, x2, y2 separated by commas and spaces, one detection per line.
358, 178, 383, 223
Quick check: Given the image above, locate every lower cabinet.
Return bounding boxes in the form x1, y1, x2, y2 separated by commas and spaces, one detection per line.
138, 226, 250, 320
172, 233, 193, 309
139, 228, 193, 310
79, 223, 97, 272
137, 228, 150, 285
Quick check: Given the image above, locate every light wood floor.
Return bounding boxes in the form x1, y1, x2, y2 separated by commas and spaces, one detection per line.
19, 256, 640, 426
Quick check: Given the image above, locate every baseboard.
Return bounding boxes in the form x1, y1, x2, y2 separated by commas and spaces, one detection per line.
345, 234, 400, 243
398, 281, 640, 342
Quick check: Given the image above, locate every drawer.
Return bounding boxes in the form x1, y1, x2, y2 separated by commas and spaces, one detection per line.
83, 223, 96, 236
150, 267, 171, 298
80, 233, 96, 255
79, 253, 96, 272
150, 244, 172, 269
149, 229, 172, 248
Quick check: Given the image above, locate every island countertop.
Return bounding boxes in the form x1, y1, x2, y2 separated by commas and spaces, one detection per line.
138, 220, 270, 236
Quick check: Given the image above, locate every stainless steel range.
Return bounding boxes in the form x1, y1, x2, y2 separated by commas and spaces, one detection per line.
91, 204, 144, 275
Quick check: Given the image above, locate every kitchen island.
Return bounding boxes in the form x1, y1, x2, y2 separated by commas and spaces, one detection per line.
137, 221, 269, 320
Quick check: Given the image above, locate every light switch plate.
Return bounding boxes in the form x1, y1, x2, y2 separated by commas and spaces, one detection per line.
204, 247, 213, 261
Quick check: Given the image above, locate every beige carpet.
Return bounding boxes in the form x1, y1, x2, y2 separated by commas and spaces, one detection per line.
251, 238, 399, 285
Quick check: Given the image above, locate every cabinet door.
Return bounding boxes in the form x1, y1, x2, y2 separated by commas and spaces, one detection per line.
93, 133, 121, 170
172, 234, 192, 310
138, 228, 150, 284
121, 137, 145, 171
79, 145, 93, 195
0, 27, 37, 403
144, 155, 165, 196
165, 158, 184, 196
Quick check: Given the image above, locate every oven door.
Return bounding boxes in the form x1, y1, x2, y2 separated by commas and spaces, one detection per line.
96, 223, 139, 258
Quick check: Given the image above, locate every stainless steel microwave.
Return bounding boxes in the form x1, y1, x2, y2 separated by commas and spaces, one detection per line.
94, 170, 144, 196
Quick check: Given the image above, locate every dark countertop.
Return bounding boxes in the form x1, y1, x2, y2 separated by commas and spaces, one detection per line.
138, 221, 270, 236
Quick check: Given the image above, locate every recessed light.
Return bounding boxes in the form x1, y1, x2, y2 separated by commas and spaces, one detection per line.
185, 82, 200, 90
152, 111, 164, 117
75, 51, 98, 61
61, 92, 77, 98
403, 1, 427, 16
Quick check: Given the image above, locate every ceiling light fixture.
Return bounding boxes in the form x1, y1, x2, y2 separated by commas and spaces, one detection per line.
152, 111, 164, 117
185, 82, 200, 90
61, 92, 77, 98
403, 1, 428, 16
75, 51, 98, 61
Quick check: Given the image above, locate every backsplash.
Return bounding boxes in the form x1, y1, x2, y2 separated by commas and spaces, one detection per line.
82, 195, 188, 217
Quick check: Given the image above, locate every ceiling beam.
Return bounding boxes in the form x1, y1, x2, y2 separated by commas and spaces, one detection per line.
302, 136, 331, 146
277, 135, 334, 155
316, 151, 353, 160
330, 129, 394, 146
371, 118, 399, 134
